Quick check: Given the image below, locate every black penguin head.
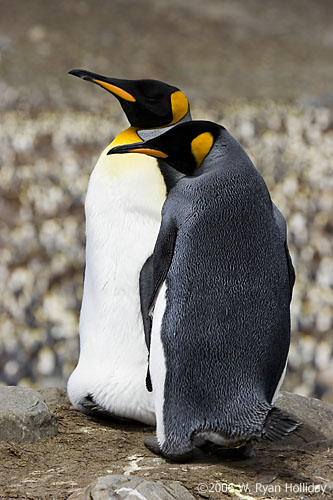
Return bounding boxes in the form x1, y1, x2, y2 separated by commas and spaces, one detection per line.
107, 120, 222, 175
68, 69, 190, 129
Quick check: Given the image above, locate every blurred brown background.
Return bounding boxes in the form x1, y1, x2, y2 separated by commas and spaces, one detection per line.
0, 0, 332, 400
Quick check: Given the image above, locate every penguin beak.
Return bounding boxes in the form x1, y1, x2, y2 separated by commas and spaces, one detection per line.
68, 69, 136, 102
107, 143, 168, 159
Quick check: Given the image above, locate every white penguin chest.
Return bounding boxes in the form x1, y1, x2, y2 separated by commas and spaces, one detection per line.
79, 147, 166, 360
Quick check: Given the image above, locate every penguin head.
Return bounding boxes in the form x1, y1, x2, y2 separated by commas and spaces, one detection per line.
68, 69, 190, 129
107, 120, 223, 175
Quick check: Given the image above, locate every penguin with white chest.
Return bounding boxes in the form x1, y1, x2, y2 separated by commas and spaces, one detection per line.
109, 120, 299, 459
67, 69, 191, 425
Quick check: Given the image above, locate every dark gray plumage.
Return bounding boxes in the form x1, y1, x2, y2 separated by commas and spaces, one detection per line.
109, 120, 299, 460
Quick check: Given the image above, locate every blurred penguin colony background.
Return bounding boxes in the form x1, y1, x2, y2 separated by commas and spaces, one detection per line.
0, 0, 332, 400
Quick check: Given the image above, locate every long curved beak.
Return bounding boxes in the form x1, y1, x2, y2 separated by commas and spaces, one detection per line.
68, 69, 136, 102
107, 142, 168, 158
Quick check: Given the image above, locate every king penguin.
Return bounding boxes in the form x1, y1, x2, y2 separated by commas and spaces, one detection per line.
109, 120, 299, 460
66, 69, 191, 425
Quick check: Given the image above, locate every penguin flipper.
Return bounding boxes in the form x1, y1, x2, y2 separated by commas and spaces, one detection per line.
145, 370, 153, 392
140, 216, 177, 393
140, 255, 158, 393
140, 255, 154, 351
149, 213, 178, 314
142, 215, 178, 393
272, 203, 295, 301
284, 241, 295, 301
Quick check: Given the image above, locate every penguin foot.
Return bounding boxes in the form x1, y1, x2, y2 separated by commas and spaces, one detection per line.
165, 450, 193, 463
80, 396, 141, 424
144, 435, 163, 455
196, 440, 254, 460
81, 397, 110, 416
227, 443, 255, 459
214, 443, 255, 460
144, 436, 193, 463
194, 439, 218, 453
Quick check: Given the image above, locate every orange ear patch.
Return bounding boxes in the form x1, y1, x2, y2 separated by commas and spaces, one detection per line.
169, 91, 189, 125
191, 132, 214, 168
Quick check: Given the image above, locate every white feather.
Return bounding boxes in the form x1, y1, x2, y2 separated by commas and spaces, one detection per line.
149, 282, 167, 444
271, 358, 288, 404
67, 144, 167, 425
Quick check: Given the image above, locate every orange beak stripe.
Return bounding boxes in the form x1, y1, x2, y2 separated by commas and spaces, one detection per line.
92, 79, 136, 102
129, 148, 168, 158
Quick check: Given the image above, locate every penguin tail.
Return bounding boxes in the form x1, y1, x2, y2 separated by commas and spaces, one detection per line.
262, 407, 301, 441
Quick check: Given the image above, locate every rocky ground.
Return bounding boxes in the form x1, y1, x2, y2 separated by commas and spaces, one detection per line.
0, 387, 332, 500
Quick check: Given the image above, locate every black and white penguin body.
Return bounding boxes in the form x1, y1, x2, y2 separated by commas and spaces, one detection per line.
109, 121, 298, 457
67, 70, 190, 425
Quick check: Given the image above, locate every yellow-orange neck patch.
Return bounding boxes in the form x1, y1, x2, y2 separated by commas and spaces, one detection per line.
93, 79, 136, 102
191, 132, 214, 169
109, 127, 142, 148
169, 91, 189, 125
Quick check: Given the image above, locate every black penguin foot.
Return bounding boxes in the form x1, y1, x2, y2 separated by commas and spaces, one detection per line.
195, 440, 254, 460
144, 436, 193, 463
194, 439, 219, 453
230, 443, 255, 459
213, 442, 255, 460
80, 396, 141, 424
144, 435, 163, 455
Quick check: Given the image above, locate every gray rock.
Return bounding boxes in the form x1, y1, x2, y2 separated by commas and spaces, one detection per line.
38, 387, 70, 409
0, 386, 58, 442
68, 475, 196, 500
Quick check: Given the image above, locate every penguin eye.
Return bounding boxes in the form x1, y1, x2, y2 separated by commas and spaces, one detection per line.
143, 91, 163, 102
145, 93, 163, 102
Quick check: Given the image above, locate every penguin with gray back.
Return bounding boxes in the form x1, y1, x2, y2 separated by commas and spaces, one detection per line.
109, 120, 299, 460
66, 69, 191, 425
